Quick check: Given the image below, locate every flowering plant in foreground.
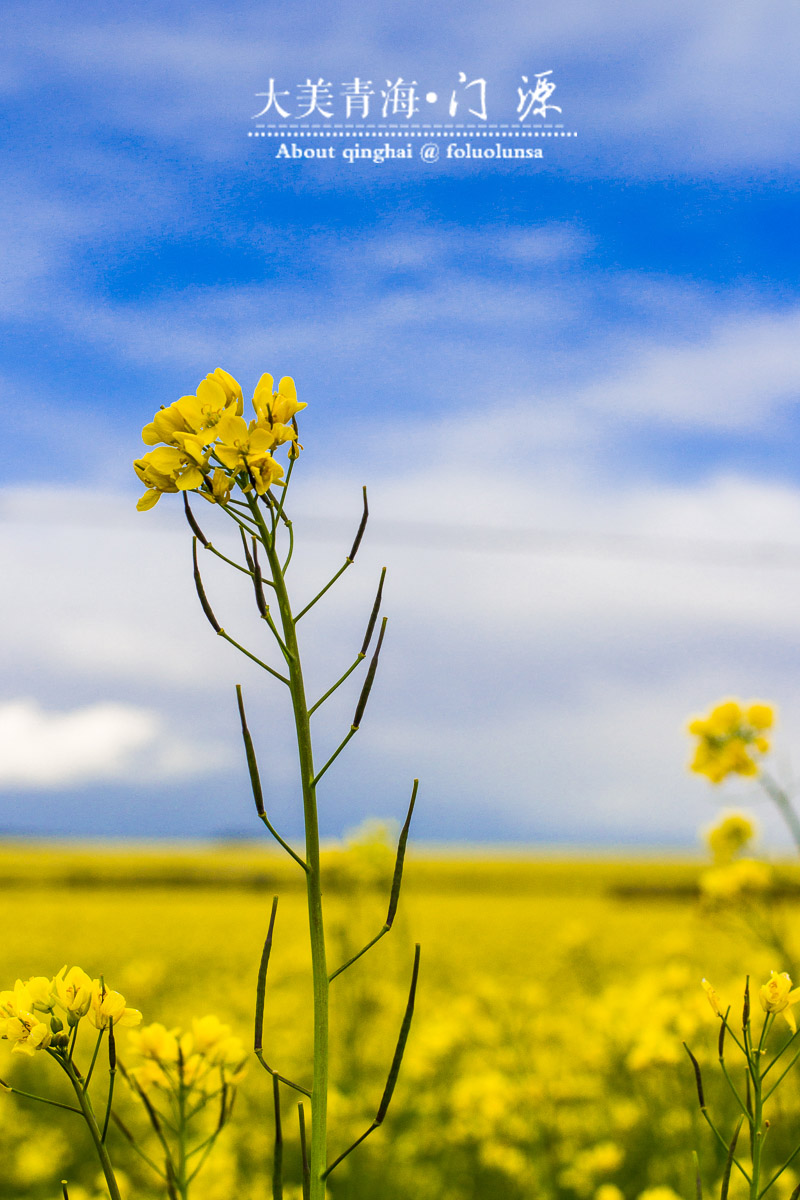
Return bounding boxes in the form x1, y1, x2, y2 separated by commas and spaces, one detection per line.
0, 967, 140, 1200
0, 967, 246, 1199
685, 971, 800, 1199
134, 368, 420, 1200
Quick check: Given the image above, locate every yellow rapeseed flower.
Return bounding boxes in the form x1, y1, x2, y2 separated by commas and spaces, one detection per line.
89, 981, 142, 1031
133, 444, 208, 511
134, 369, 303, 509
759, 971, 800, 1031
700, 858, 772, 901
252, 374, 305, 428
54, 965, 94, 1024
0, 981, 52, 1055
127, 1016, 247, 1096
687, 697, 775, 783
706, 812, 756, 863
213, 416, 285, 495
142, 374, 241, 448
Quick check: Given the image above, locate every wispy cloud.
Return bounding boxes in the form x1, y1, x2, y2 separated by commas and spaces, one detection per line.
0, 698, 228, 789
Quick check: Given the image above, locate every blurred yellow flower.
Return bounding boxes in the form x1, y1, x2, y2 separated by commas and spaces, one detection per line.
127, 1015, 247, 1096
687, 697, 775, 783
127, 1021, 179, 1062
706, 811, 756, 863
700, 858, 772, 902
759, 971, 800, 1031
701, 978, 722, 1016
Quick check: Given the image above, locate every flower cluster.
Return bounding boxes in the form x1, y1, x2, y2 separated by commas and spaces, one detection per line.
0, 967, 141, 1056
687, 697, 774, 783
126, 1015, 247, 1097
133, 368, 305, 511
702, 970, 800, 1032
699, 810, 772, 900
706, 811, 756, 863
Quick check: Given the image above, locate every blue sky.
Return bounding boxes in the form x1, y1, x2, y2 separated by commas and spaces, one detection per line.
3, 0, 800, 847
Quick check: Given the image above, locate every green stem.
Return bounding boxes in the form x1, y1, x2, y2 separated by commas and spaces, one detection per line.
251, 496, 329, 1200
750, 1016, 770, 1199
83, 1030, 105, 1092
61, 1059, 124, 1200
760, 772, 800, 855
177, 1075, 189, 1200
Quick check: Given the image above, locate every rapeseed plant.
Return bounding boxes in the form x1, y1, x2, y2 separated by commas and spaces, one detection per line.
1, 968, 140, 1200
134, 367, 420, 1200
686, 972, 800, 1198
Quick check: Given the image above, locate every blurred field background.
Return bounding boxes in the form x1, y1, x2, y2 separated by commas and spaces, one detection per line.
2, 839, 798, 1200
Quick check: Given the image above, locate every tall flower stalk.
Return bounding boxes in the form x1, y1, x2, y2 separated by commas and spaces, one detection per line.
686, 973, 800, 1199
134, 368, 420, 1199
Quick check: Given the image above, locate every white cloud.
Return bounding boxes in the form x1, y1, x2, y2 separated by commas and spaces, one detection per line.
576, 307, 800, 430
4, 462, 800, 841
0, 698, 155, 788
0, 695, 232, 791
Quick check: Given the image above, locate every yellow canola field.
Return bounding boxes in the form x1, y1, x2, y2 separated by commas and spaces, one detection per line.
0, 844, 796, 1200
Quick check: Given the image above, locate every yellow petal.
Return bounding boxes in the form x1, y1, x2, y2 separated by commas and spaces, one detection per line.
277, 376, 296, 401
136, 489, 161, 512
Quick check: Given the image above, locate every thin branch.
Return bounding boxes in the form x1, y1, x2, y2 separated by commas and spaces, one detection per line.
272, 452, 296, 529
83, 1030, 106, 1092
307, 567, 386, 716
308, 655, 365, 717
330, 780, 419, 981
758, 1136, 800, 1197
220, 629, 290, 686
323, 944, 421, 1179
0, 1077, 81, 1116
295, 485, 369, 620
110, 1111, 168, 1181
127, 1070, 176, 1177
311, 727, 358, 787
294, 561, 351, 623
254, 896, 312, 1098
236, 686, 308, 871
207, 541, 261, 580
